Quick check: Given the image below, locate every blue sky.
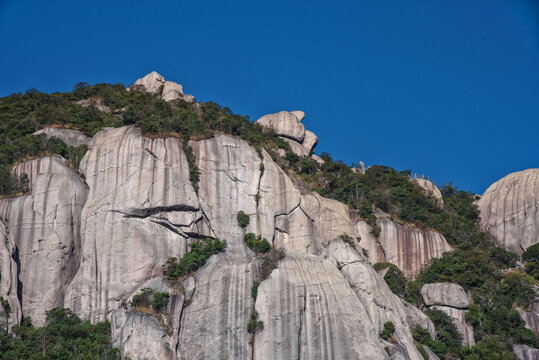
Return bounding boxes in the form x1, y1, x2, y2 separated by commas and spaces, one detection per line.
1, 0, 538, 194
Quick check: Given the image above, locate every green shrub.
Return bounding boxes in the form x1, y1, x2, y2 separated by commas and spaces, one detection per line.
412, 325, 447, 357
152, 292, 170, 313
373, 262, 406, 297
0, 308, 120, 359
247, 310, 263, 334
424, 308, 462, 350
416, 344, 428, 360
130, 287, 153, 308
244, 232, 271, 253
237, 211, 250, 229
380, 321, 395, 341
164, 238, 226, 282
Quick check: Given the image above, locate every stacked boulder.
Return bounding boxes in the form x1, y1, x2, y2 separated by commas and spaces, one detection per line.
256, 110, 322, 162
421, 283, 475, 346
129, 71, 195, 103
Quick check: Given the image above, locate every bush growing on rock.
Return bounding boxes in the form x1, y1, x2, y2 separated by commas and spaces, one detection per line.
164, 237, 226, 283
380, 321, 395, 341
236, 211, 250, 229
373, 262, 406, 297
247, 310, 263, 334
244, 232, 271, 253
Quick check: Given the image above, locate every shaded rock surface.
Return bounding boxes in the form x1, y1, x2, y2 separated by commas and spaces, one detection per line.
0, 220, 22, 329
518, 308, 539, 335
33, 128, 92, 147
514, 344, 539, 360
421, 283, 470, 309
477, 169, 539, 254
357, 219, 451, 278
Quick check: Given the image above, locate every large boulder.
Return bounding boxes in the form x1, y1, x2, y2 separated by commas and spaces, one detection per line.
256, 111, 305, 142
477, 169, 539, 254
421, 283, 470, 309
412, 178, 443, 207
130, 71, 166, 94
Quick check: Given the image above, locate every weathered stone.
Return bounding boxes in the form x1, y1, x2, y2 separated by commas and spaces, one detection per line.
421, 283, 470, 309
514, 344, 539, 360
0, 156, 87, 326
162, 81, 184, 101
311, 154, 325, 164
423, 345, 440, 360
178, 254, 256, 360
412, 178, 443, 206
33, 128, 92, 147
477, 169, 539, 254
254, 251, 392, 360
302, 130, 318, 155
401, 299, 436, 338
327, 239, 426, 360
64, 126, 201, 323
130, 71, 165, 94
0, 220, 22, 329
256, 111, 305, 142
431, 306, 475, 346
357, 219, 452, 278
283, 138, 309, 157
517, 308, 539, 335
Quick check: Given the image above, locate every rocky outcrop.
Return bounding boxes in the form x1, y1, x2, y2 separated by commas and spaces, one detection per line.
421, 283, 470, 309
130, 71, 195, 102
327, 239, 427, 360
33, 128, 92, 147
253, 251, 391, 360
517, 308, 539, 335
0, 156, 88, 326
76, 98, 112, 113
412, 178, 443, 207
65, 126, 202, 323
514, 344, 539, 360
255, 110, 322, 163
357, 219, 452, 278
420, 283, 474, 346
477, 169, 539, 254
1, 125, 445, 359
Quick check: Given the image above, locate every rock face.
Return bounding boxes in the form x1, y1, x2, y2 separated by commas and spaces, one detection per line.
477, 169, 539, 254
0, 156, 88, 326
33, 128, 92, 147
64, 126, 203, 322
412, 178, 443, 206
421, 283, 470, 309
130, 71, 195, 102
1, 125, 444, 359
420, 283, 474, 346
514, 344, 539, 360
357, 219, 452, 278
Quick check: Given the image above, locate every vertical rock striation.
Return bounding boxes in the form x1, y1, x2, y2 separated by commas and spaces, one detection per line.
477, 169, 539, 254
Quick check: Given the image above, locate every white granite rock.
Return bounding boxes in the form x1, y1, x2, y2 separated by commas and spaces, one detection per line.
64, 126, 201, 323
412, 178, 443, 207
421, 283, 470, 309
302, 130, 318, 155
162, 81, 184, 101
514, 344, 539, 360
0, 156, 88, 326
357, 219, 452, 279
431, 306, 475, 346
256, 111, 305, 142
130, 71, 166, 94
0, 220, 22, 329
477, 169, 539, 254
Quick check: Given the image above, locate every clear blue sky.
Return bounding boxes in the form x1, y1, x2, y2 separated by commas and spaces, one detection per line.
1, 0, 538, 194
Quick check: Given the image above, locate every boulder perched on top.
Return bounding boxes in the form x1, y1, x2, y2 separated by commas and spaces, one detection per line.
421, 283, 470, 309
129, 71, 194, 103
256, 111, 305, 142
